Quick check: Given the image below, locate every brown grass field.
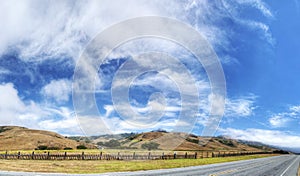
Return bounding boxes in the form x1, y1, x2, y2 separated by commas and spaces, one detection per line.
0, 154, 276, 174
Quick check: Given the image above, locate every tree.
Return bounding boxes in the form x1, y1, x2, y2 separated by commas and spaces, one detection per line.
96, 141, 104, 146
36, 145, 48, 150
141, 142, 159, 150
104, 139, 121, 148
76, 145, 87, 149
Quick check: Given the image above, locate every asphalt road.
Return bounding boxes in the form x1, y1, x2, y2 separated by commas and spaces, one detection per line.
0, 155, 299, 176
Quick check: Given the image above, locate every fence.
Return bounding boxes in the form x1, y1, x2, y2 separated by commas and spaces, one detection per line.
0, 151, 273, 160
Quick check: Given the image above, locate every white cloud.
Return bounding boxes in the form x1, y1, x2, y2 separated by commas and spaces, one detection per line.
208, 93, 226, 116
220, 128, 300, 151
0, 82, 82, 135
235, 0, 273, 18
0, 67, 11, 75
0, 83, 26, 124
0, 0, 274, 136
77, 112, 188, 135
269, 115, 291, 128
41, 79, 72, 103
204, 94, 256, 119
221, 0, 274, 45
0, 0, 273, 63
290, 105, 300, 113
38, 107, 79, 133
225, 95, 256, 117
268, 105, 300, 128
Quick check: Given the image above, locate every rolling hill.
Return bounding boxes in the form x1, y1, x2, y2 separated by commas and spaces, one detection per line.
0, 126, 276, 152
84, 130, 276, 152
0, 126, 94, 151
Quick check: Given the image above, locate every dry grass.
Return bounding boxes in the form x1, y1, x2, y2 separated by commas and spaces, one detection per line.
0, 154, 275, 174
0, 126, 94, 150
0, 149, 188, 155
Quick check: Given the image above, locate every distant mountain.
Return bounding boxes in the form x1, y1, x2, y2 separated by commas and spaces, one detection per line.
0, 126, 95, 151
83, 131, 277, 151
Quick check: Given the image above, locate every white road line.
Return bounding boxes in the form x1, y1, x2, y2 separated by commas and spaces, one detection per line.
280, 156, 299, 176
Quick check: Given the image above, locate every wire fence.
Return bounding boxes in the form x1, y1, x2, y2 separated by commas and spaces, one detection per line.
0, 150, 274, 160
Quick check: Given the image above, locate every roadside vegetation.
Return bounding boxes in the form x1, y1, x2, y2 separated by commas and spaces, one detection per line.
0, 154, 276, 174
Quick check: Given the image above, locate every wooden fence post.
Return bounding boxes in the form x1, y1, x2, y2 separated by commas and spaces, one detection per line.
47, 151, 50, 160
64, 152, 67, 160
133, 152, 135, 160
5, 151, 7, 159
100, 152, 102, 160
148, 152, 151, 160
117, 152, 120, 160
162, 152, 164, 160
82, 152, 84, 160
17, 151, 20, 159
185, 152, 187, 159
195, 152, 197, 159
31, 151, 35, 160
174, 152, 176, 159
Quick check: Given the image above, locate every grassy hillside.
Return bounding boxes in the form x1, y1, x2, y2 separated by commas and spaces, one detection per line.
86, 131, 275, 152
0, 126, 95, 151
0, 126, 275, 152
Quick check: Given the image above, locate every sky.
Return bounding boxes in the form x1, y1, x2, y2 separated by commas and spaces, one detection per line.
0, 0, 300, 152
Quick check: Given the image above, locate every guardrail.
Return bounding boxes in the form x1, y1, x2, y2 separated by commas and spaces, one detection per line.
0, 151, 274, 160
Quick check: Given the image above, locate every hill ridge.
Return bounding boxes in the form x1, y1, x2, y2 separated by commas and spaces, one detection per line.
0, 126, 94, 150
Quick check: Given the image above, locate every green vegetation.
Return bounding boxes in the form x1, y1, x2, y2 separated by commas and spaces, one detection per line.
0, 127, 9, 133
76, 145, 87, 149
126, 133, 140, 140
216, 138, 236, 147
0, 154, 275, 174
36, 145, 48, 150
47, 146, 60, 150
35, 146, 62, 150
97, 139, 121, 148
141, 142, 160, 150
63, 147, 73, 150
186, 138, 199, 144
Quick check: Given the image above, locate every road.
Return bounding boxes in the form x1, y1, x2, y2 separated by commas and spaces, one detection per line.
0, 155, 299, 176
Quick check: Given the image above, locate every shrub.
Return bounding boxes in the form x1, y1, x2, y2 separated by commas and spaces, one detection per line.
217, 139, 235, 147
273, 150, 289, 154
141, 142, 159, 150
76, 145, 87, 149
127, 133, 140, 140
96, 142, 104, 146
186, 138, 199, 144
36, 145, 48, 150
103, 139, 121, 148
47, 146, 60, 150
0, 127, 9, 133
63, 147, 73, 150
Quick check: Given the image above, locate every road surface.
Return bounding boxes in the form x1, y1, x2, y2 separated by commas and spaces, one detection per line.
0, 155, 299, 176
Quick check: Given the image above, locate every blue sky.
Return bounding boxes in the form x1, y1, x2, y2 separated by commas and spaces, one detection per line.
0, 0, 300, 152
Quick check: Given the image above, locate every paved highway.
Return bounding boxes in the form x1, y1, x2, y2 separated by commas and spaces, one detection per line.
0, 155, 299, 176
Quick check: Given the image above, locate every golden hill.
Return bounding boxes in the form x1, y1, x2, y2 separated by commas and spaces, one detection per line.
0, 126, 94, 151
0, 126, 274, 152
92, 131, 274, 151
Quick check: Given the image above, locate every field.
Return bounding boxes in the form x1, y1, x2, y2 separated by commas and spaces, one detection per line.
0, 154, 276, 174
0, 149, 272, 161
0, 149, 175, 155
